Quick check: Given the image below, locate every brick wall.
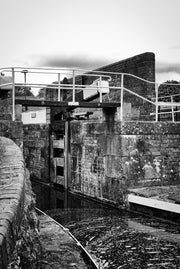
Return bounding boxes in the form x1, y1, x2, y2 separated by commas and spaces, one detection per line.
72, 52, 155, 121
98, 52, 155, 120
51, 52, 155, 122
23, 124, 50, 182
69, 120, 180, 204
69, 52, 155, 85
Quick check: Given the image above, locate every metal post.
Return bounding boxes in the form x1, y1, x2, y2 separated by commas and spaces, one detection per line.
24, 72, 27, 84
72, 70, 75, 103
68, 70, 79, 106
155, 83, 159, 122
12, 68, 15, 121
99, 76, 102, 103
21, 69, 28, 84
171, 95, 175, 122
21, 69, 28, 100
120, 74, 124, 121
58, 73, 61, 101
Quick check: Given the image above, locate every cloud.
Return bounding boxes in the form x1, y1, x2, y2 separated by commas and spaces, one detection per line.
170, 44, 180, 50
156, 61, 180, 75
32, 54, 110, 70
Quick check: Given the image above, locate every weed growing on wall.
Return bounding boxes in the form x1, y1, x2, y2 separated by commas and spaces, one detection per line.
7, 171, 42, 269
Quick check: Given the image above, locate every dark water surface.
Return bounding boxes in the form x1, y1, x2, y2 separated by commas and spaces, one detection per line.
32, 182, 180, 269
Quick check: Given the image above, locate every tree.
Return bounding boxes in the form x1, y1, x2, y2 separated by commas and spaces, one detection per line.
15, 86, 34, 97
158, 80, 180, 102
37, 77, 69, 100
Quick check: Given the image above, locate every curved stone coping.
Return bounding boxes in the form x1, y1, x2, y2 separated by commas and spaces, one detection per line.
0, 137, 26, 269
37, 208, 99, 269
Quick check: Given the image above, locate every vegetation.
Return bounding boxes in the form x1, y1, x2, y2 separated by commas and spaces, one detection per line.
37, 77, 69, 100
158, 80, 180, 101
15, 86, 34, 97
7, 175, 42, 269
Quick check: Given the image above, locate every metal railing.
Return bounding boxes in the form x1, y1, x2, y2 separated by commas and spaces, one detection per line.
0, 66, 180, 122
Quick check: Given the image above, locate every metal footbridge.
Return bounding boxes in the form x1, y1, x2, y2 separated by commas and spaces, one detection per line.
0, 66, 180, 122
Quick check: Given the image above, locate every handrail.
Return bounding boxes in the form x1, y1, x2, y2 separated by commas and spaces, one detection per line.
123, 86, 155, 105
158, 93, 180, 99
0, 83, 12, 88
8, 82, 111, 90
1, 66, 180, 86
151, 109, 180, 115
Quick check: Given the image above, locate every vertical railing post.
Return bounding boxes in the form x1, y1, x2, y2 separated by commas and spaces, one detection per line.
99, 76, 102, 103
58, 73, 61, 101
155, 83, 159, 122
72, 70, 75, 103
12, 68, 15, 121
120, 73, 124, 121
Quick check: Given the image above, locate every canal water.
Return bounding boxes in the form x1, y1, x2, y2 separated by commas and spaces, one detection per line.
32, 181, 180, 269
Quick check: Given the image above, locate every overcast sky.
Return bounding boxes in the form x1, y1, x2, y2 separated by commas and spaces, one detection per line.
1, 0, 180, 83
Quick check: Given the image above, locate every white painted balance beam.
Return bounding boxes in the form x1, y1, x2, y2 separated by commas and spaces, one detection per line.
128, 194, 180, 214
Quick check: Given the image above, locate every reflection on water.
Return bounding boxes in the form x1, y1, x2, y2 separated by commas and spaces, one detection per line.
32, 180, 114, 211
32, 181, 180, 269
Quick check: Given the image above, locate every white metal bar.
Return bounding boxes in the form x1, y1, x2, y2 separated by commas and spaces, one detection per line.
0, 83, 12, 88
12, 68, 15, 121
151, 109, 180, 116
159, 93, 180, 99
120, 74, 124, 121
155, 83, 159, 122
13, 82, 110, 90
58, 73, 61, 101
157, 101, 180, 107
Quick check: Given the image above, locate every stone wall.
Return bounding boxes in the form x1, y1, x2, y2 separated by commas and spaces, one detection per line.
0, 120, 23, 148
0, 99, 22, 121
69, 120, 180, 204
23, 124, 50, 182
0, 137, 41, 269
